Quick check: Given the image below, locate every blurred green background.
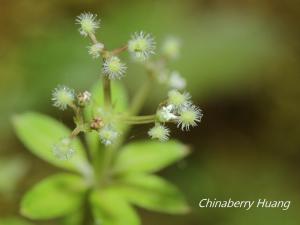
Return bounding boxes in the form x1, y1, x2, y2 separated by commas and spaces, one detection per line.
1, 0, 300, 224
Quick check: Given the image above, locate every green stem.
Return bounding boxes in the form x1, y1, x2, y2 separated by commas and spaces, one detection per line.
123, 120, 155, 125
70, 126, 81, 139
88, 33, 98, 45
81, 189, 94, 225
120, 114, 156, 124
111, 44, 128, 56
98, 77, 154, 185
103, 76, 112, 109
118, 114, 156, 121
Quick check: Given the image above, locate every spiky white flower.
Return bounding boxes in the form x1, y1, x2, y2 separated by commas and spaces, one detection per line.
52, 85, 75, 110
161, 36, 181, 60
167, 90, 191, 110
169, 71, 186, 90
52, 137, 75, 160
157, 105, 177, 122
177, 105, 203, 131
103, 56, 127, 80
99, 125, 119, 146
88, 43, 104, 58
76, 12, 100, 36
128, 31, 156, 61
148, 124, 170, 142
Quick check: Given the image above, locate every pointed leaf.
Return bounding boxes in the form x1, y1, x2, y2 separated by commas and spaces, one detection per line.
0, 217, 35, 225
13, 112, 91, 174
114, 141, 189, 175
90, 189, 140, 225
114, 174, 189, 214
21, 173, 87, 219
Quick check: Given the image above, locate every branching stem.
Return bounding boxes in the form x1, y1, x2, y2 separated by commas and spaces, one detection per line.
111, 45, 128, 56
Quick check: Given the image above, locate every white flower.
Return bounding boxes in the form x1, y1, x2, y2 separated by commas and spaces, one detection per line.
88, 43, 104, 58
99, 125, 119, 146
103, 56, 127, 80
52, 85, 75, 110
148, 124, 170, 142
157, 105, 177, 122
161, 36, 181, 60
128, 31, 156, 61
167, 90, 191, 110
169, 71, 186, 90
52, 137, 75, 160
177, 105, 203, 131
76, 12, 100, 36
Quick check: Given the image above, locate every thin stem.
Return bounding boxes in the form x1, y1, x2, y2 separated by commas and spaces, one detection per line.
70, 126, 82, 139
111, 44, 128, 56
88, 33, 98, 45
123, 120, 155, 125
118, 114, 156, 121
81, 189, 94, 225
103, 76, 112, 109
122, 115, 156, 124
98, 77, 154, 185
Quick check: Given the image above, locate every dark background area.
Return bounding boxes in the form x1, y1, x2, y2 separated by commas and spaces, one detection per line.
1, 0, 300, 224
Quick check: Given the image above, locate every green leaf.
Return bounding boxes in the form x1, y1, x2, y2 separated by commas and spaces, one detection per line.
113, 140, 189, 175
21, 173, 87, 220
13, 112, 91, 174
113, 174, 189, 214
61, 210, 83, 225
0, 217, 35, 225
90, 189, 140, 225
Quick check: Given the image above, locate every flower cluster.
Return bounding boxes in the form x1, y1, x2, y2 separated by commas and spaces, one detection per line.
13, 10, 207, 225
148, 90, 202, 141
50, 12, 203, 159
52, 86, 91, 111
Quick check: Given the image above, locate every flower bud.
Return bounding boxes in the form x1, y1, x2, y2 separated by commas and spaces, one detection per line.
90, 117, 104, 130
